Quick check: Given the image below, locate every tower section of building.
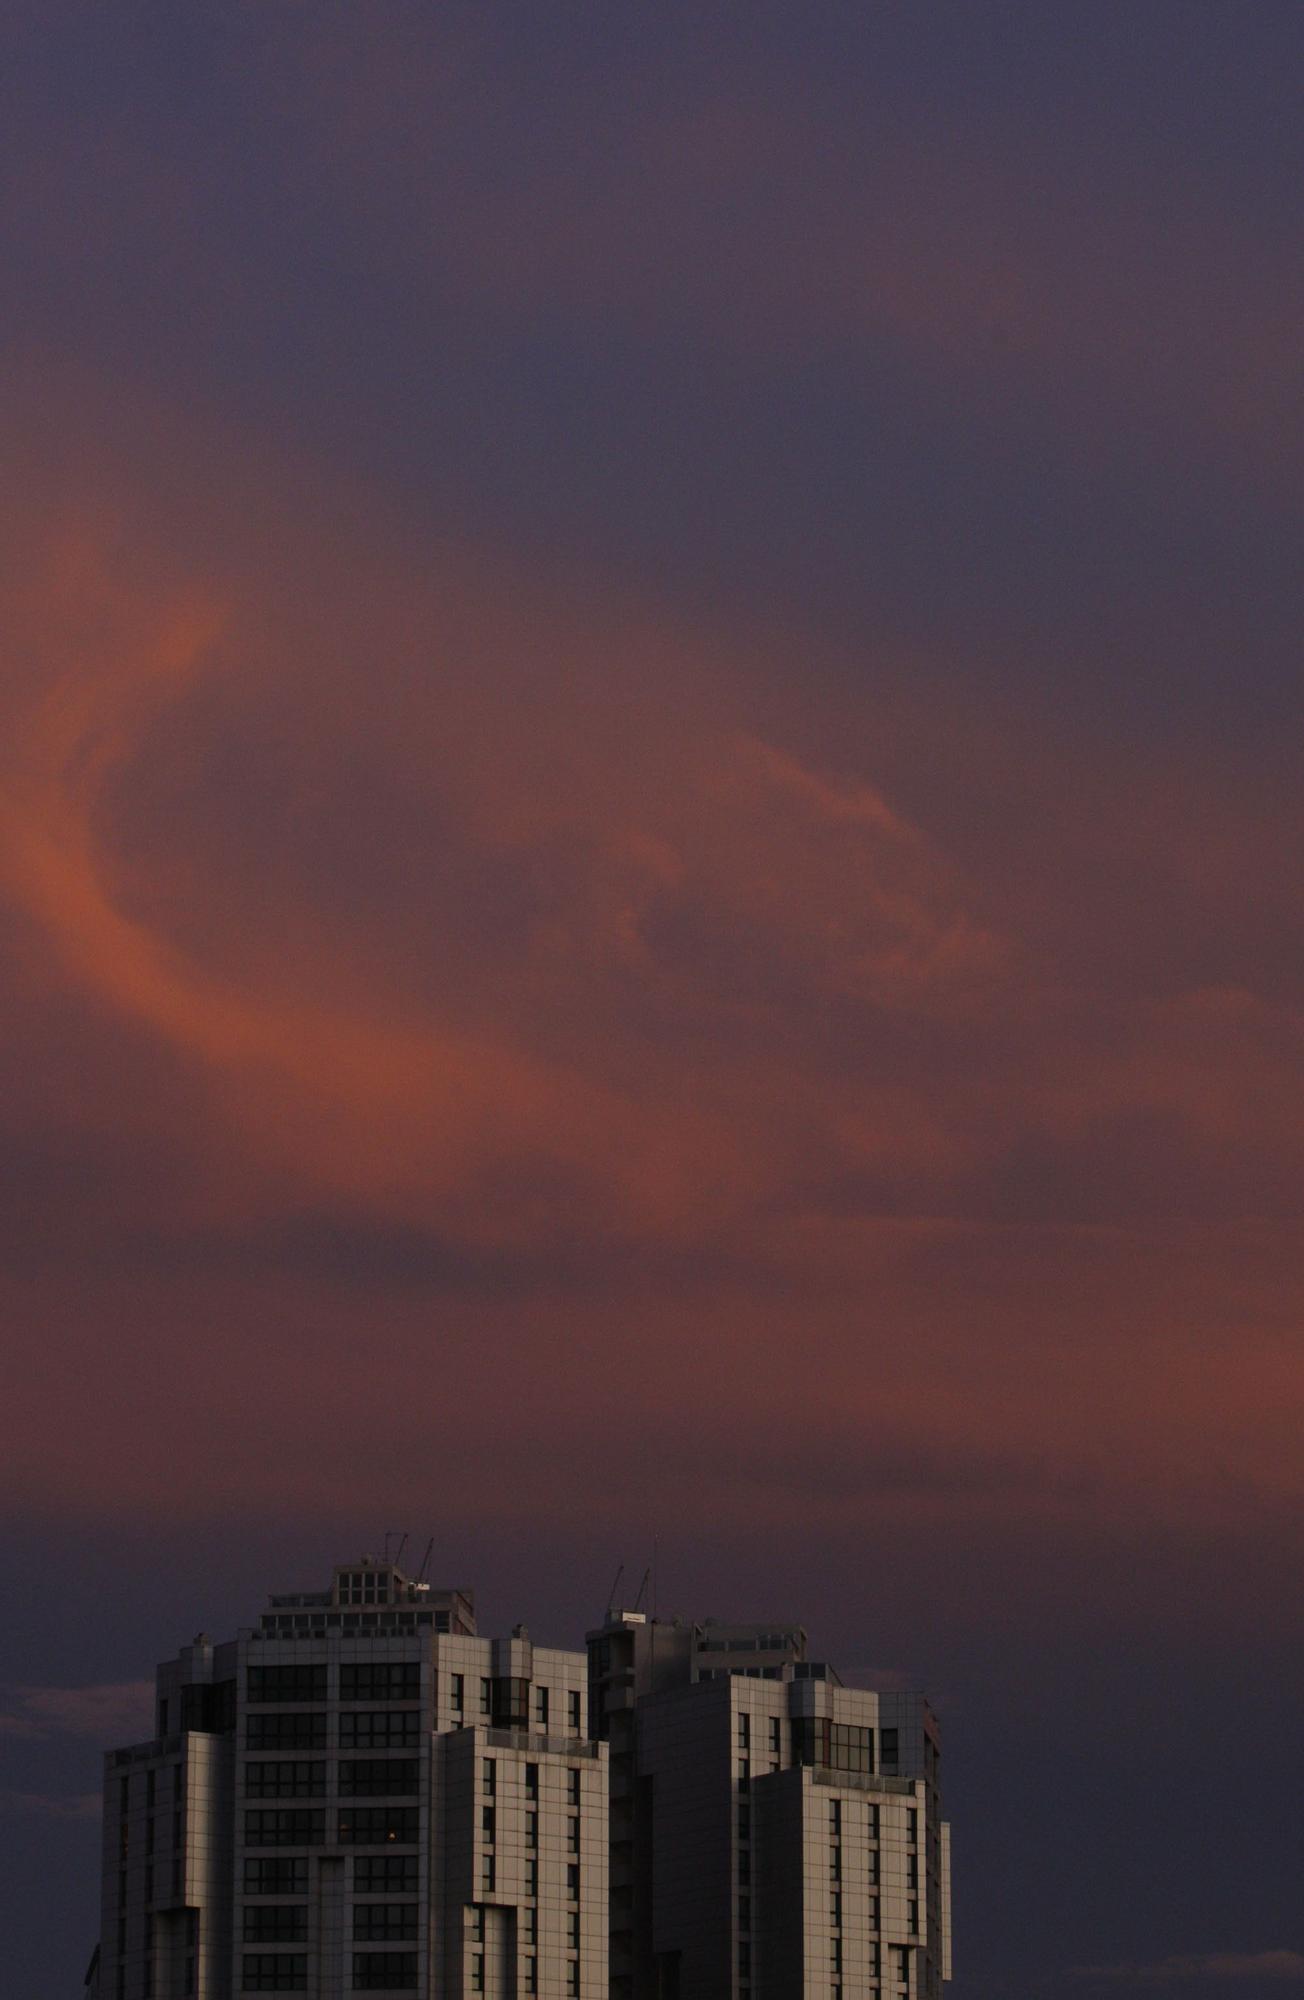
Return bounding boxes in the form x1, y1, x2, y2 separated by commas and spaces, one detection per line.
93, 1559, 606, 2000
587, 1610, 951, 2000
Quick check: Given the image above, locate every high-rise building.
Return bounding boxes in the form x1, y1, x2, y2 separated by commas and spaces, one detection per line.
87, 1558, 607, 2000
586, 1608, 951, 2000
86, 1563, 951, 2000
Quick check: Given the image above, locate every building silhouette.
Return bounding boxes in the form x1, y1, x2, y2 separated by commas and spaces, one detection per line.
86, 1559, 950, 2000
587, 1607, 950, 2000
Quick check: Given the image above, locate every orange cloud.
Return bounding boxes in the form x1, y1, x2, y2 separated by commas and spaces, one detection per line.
1, 388, 1303, 1543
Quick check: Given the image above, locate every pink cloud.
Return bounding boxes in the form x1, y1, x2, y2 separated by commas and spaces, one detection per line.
0, 382, 1302, 1547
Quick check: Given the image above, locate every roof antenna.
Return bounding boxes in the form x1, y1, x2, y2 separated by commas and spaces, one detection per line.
606, 1563, 624, 1617
393, 1533, 409, 1572
632, 1564, 652, 1614
417, 1538, 435, 1585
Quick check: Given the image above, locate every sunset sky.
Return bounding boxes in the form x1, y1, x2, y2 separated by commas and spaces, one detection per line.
2, 4, 1303, 1995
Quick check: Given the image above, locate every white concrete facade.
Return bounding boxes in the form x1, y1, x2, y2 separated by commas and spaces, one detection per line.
92, 1560, 607, 2000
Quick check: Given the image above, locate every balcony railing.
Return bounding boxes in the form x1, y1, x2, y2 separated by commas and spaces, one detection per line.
482, 1730, 600, 1758
810, 1767, 917, 1796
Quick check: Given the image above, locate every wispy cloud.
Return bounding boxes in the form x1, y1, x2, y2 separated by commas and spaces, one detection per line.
1072, 1955, 1304, 1985
0, 1787, 103, 1821
0, 1681, 152, 1742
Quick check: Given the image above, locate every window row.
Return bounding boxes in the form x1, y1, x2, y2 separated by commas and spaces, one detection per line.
244, 1856, 418, 1894
247, 1711, 421, 1750
247, 1665, 420, 1704
244, 1760, 420, 1798
244, 1808, 419, 1847
239, 1954, 419, 1993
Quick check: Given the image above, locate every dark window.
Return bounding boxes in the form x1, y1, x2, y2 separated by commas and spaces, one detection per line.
245, 1762, 326, 1800
353, 1906, 417, 1942
491, 1678, 529, 1729
792, 1719, 874, 1776
566, 1863, 579, 1900
244, 1907, 308, 1943
244, 1811, 325, 1848
248, 1714, 327, 1751
340, 1664, 420, 1703
353, 1856, 418, 1893
480, 1678, 492, 1717
525, 1763, 539, 1799
241, 1954, 307, 1990
183, 1681, 237, 1732
481, 1854, 495, 1893
482, 1759, 496, 1793
567, 1690, 582, 1732
567, 1769, 581, 1807
338, 1807, 418, 1846
568, 1816, 580, 1852
352, 1953, 417, 1990
451, 1676, 464, 1713
534, 1685, 550, 1727
247, 1667, 326, 1706
340, 1710, 419, 1750
881, 1728, 899, 1770
245, 1860, 308, 1896
482, 1806, 496, 1840
338, 1760, 419, 1799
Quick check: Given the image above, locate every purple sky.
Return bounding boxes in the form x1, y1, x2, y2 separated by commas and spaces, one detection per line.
1, 5, 1303, 1996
